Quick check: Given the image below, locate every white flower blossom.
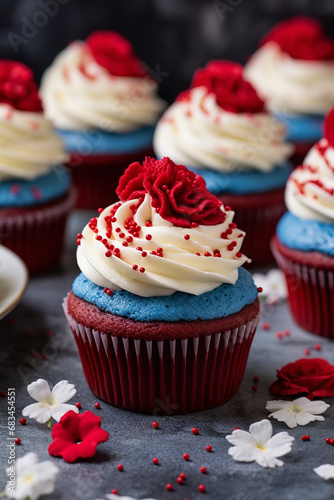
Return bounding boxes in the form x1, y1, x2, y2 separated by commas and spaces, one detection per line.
253, 269, 287, 303
314, 464, 334, 480
5, 452, 58, 500
226, 419, 294, 468
266, 397, 329, 429
22, 378, 78, 424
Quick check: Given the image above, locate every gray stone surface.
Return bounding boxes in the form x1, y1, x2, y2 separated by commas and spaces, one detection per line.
1, 211, 334, 500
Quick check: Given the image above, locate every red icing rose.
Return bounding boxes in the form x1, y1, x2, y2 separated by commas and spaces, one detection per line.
116, 157, 226, 228
190, 60, 265, 114
86, 31, 148, 78
270, 358, 334, 400
0, 60, 42, 112
324, 107, 334, 147
261, 17, 334, 61
48, 410, 109, 463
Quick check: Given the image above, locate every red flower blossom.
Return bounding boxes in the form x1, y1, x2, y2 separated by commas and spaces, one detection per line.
261, 17, 334, 61
190, 60, 265, 114
270, 358, 334, 400
324, 107, 334, 147
48, 410, 109, 463
116, 157, 226, 228
0, 60, 42, 112
86, 31, 148, 78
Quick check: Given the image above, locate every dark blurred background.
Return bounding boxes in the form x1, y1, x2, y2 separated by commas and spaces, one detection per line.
1, 0, 334, 103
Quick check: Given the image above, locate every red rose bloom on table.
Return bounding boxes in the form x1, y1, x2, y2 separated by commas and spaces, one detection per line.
48, 410, 109, 463
116, 156, 226, 228
86, 31, 148, 78
0, 60, 42, 112
261, 17, 334, 61
270, 358, 334, 400
190, 60, 265, 114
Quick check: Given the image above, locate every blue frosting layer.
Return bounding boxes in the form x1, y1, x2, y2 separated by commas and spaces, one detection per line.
0, 168, 70, 208
72, 267, 258, 322
277, 212, 334, 256
57, 125, 155, 155
190, 163, 291, 195
274, 112, 324, 142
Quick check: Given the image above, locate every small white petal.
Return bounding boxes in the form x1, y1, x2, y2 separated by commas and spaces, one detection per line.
265, 400, 292, 412
267, 432, 295, 457
296, 399, 330, 415
51, 403, 79, 422
314, 464, 334, 480
22, 403, 51, 424
226, 430, 257, 447
268, 409, 297, 429
249, 419, 273, 443
51, 380, 76, 403
228, 446, 259, 463
27, 379, 52, 403
256, 452, 284, 468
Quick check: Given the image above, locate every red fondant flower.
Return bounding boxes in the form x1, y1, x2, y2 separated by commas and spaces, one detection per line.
190, 60, 265, 114
0, 60, 42, 112
261, 17, 334, 61
270, 358, 334, 400
324, 107, 334, 147
86, 31, 148, 78
116, 157, 226, 228
48, 410, 109, 463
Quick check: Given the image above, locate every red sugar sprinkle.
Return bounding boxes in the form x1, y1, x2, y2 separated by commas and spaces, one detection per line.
192, 428, 199, 435
146, 221, 152, 227
183, 453, 190, 461
10, 183, 20, 195
152, 458, 159, 465
115, 227, 121, 233
276, 332, 283, 339
111, 489, 118, 495
251, 385, 258, 392
139, 267, 145, 273
204, 252, 211, 257
284, 330, 290, 337
75, 403, 81, 409
94, 403, 100, 409
117, 464, 123, 471
141, 251, 147, 257
229, 222, 237, 229
304, 349, 311, 356
122, 241, 128, 247
198, 484, 206, 493
136, 247, 143, 251
191, 221, 198, 227
326, 438, 331, 444
146, 234, 152, 240
234, 427, 240, 431
200, 466, 207, 474
184, 234, 190, 240
262, 322, 270, 330
257, 287, 263, 293
179, 473, 186, 479
152, 421, 159, 429
206, 445, 212, 452
127, 236, 133, 243
111, 217, 117, 223
236, 252, 242, 258
132, 265, 138, 271
301, 435, 310, 441
166, 484, 173, 492
105, 251, 112, 257
31, 186, 42, 200
315, 344, 321, 351
330, 439, 334, 445
225, 205, 231, 211
95, 235, 102, 241
227, 244, 234, 251
177, 477, 184, 484
195, 252, 200, 256
253, 376, 259, 383
119, 232, 125, 238
98, 208, 103, 213
76, 239, 81, 246
0, 391, 6, 397
15, 438, 21, 445
20, 418, 26, 425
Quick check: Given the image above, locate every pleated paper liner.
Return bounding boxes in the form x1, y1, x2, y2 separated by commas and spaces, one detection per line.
272, 235, 334, 338
63, 296, 260, 414
0, 189, 75, 274
218, 186, 286, 267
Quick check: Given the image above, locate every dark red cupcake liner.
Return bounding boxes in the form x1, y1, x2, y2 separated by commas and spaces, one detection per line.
67, 147, 154, 209
63, 296, 260, 414
0, 189, 75, 274
272, 235, 334, 339
218, 187, 286, 267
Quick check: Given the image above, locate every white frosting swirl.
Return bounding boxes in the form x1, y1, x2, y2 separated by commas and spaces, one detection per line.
40, 42, 165, 132
77, 193, 248, 297
285, 138, 334, 222
245, 42, 334, 115
0, 104, 67, 181
153, 87, 292, 173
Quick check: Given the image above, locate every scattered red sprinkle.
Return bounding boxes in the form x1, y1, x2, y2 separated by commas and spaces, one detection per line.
47, 330, 53, 337
76, 239, 81, 246
152, 421, 159, 429
200, 466, 207, 474
234, 427, 240, 431
225, 205, 231, 211
253, 376, 259, 383
276, 331, 283, 340
179, 473, 186, 479
111, 489, 118, 495
75, 403, 81, 409
304, 349, 311, 356
146, 234, 152, 240
132, 265, 138, 271
117, 464, 123, 471
115, 227, 121, 233
192, 427, 199, 435
206, 445, 212, 452
31, 186, 42, 200
98, 207, 104, 213
10, 183, 20, 195
94, 403, 100, 409
105, 250, 112, 257
152, 458, 159, 465
326, 438, 332, 444
141, 251, 147, 257
301, 435, 310, 441
166, 484, 173, 492
262, 322, 270, 330
330, 439, 334, 445
177, 477, 184, 484
236, 252, 242, 258
315, 344, 321, 351
284, 329, 290, 337
41, 354, 47, 361
183, 453, 190, 461
257, 287, 263, 293
15, 438, 21, 445
136, 247, 143, 251
146, 221, 152, 227
20, 418, 26, 425
251, 385, 258, 392
204, 252, 211, 257
0, 391, 5, 397
198, 484, 206, 493
184, 234, 190, 240
139, 267, 145, 273
122, 241, 128, 247
127, 236, 133, 243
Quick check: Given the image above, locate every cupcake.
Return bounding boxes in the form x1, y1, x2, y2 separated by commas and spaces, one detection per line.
63, 156, 260, 414
41, 31, 165, 209
272, 108, 334, 338
153, 61, 293, 266
0, 60, 73, 274
245, 17, 334, 166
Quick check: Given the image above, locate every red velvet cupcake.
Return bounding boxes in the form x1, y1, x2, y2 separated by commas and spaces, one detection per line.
41, 31, 165, 209
64, 157, 260, 414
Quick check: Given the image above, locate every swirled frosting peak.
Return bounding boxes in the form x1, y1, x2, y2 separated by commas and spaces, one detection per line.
40, 31, 165, 132
77, 157, 249, 297
285, 109, 334, 223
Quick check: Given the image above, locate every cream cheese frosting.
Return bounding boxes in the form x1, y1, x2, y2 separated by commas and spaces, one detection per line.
77, 193, 248, 297
0, 104, 67, 182
40, 42, 165, 132
153, 87, 292, 173
245, 43, 334, 116
285, 138, 334, 223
